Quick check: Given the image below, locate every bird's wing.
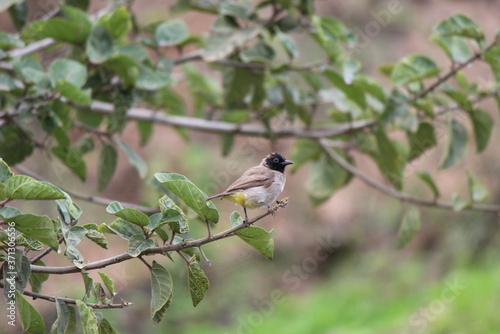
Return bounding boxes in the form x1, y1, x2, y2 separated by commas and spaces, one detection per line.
224, 166, 273, 193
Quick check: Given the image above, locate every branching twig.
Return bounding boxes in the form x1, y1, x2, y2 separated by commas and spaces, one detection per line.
319, 140, 500, 214
13, 165, 158, 214
30, 199, 288, 274
410, 41, 497, 103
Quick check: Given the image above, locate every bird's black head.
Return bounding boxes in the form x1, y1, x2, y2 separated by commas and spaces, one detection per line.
262, 152, 294, 173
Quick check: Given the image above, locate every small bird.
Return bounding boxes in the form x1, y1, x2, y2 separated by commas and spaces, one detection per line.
205, 152, 293, 222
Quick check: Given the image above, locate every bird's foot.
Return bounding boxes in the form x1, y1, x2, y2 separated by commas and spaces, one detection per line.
260, 202, 276, 217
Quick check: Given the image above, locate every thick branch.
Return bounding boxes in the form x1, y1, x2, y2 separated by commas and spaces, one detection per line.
89, 100, 376, 138
30, 199, 288, 274
319, 140, 500, 214
0, 282, 130, 309
13, 165, 158, 214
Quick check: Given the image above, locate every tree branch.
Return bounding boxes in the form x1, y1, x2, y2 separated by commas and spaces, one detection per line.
319, 140, 500, 214
89, 100, 376, 138
410, 42, 497, 103
30, 199, 288, 274
13, 165, 158, 214
0, 282, 131, 309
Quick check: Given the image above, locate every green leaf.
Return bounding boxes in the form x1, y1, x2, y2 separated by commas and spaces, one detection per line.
0, 31, 24, 48
21, 8, 91, 44
86, 25, 114, 64
128, 233, 154, 257
52, 146, 87, 181
380, 88, 417, 132
396, 207, 421, 249
136, 66, 173, 91
467, 171, 487, 202
55, 81, 92, 106
277, 31, 298, 59
408, 122, 437, 161
16, 291, 45, 334
106, 201, 149, 226
416, 172, 440, 199
137, 121, 153, 146
390, 55, 440, 85
51, 299, 73, 334
306, 152, 352, 206
155, 173, 219, 224
323, 68, 366, 112
468, 109, 493, 153
0, 159, 13, 182
97, 6, 132, 39
0, 73, 21, 91
49, 59, 87, 88
3, 249, 30, 296
374, 127, 406, 190
230, 211, 276, 260
84, 227, 108, 249
155, 195, 189, 233
101, 218, 143, 240
203, 28, 259, 62
0, 175, 65, 200
0, 0, 23, 12
433, 14, 485, 42
113, 138, 147, 178
98, 318, 117, 334
150, 261, 173, 324
76, 300, 99, 334
13, 56, 48, 85
440, 119, 468, 169
219, 1, 252, 19
0, 125, 34, 165
155, 19, 189, 47
430, 35, 471, 63
0, 206, 21, 220
97, 144, 118, 192
17, 234, 43, 251
7, 2, 28, 30
188, 256, 210, 307
29, 260, 49, 293
98, 272, 116, 296
451, 193, 470, 211
484, 45, 500, 82
105, 54, 139, 86
66, 0, 89, 10
241, 41, 275, 63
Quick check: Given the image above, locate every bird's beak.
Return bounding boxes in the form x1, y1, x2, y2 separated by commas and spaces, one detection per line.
281, 160, 294, 166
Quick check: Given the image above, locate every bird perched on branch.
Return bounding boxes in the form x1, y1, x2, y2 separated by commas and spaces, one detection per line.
205, 152, 293, 222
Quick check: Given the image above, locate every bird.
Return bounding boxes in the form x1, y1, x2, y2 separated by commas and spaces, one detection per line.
205, 152, 293, 223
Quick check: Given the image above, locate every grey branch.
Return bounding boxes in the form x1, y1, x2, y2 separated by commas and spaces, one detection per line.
30, 199, 288, 274
319, 140, 500, 214
13, 165, 158, 214
89, 100, 377, 138
0, 282, 131, 309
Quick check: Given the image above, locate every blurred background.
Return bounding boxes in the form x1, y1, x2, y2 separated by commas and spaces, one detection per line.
2, 0, 500, 333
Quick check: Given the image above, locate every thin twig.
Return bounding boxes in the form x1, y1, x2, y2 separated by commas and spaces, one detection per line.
138, 256, 152, 269
319, 140, 500, 214
30, 199, 288, 274
0, 282, 131, 309
13, 165, 158, 214
410, 41, 497, 103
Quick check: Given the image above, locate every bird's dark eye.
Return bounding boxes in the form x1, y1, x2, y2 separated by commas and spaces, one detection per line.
273, 158, 279, 163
